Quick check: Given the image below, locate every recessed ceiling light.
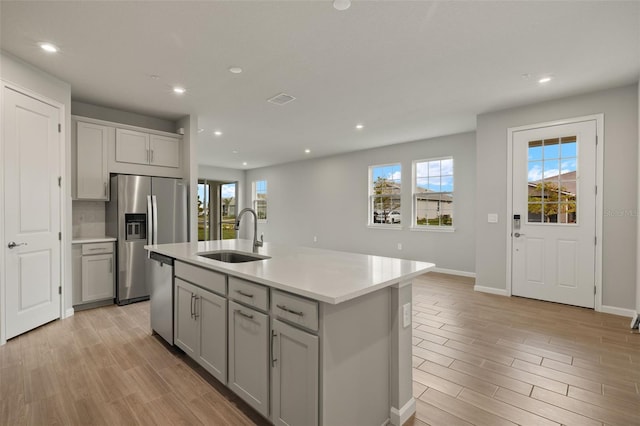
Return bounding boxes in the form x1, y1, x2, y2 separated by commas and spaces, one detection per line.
39, 42, 59, 53
229, 67, 243, 74
197, 128, 204, 133
150, 74, 161, 80
538, 77, 552, 84
355, 124, 364, 130
232, 150, 239, 154
333, 0, 351, 11
305, 149, 311, 154
242, 162, 248, 166
214, 130, 223, 136
173, 87, 186, 94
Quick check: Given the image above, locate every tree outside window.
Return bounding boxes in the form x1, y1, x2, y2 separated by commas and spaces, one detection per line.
369, 164, 401, 225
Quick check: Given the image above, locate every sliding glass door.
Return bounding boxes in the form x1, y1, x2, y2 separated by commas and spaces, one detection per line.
198, 179, 237, 241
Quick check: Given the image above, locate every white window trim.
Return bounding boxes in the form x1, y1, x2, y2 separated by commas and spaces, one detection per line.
368, 162, 402, 228
252, 180, 268, 224
412, 156, 455, 230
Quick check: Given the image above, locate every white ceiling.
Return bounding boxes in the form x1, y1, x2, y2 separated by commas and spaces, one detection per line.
1, 1, 639, 170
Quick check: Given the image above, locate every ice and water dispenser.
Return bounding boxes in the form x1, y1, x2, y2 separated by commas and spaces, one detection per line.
125, 213, 146, 241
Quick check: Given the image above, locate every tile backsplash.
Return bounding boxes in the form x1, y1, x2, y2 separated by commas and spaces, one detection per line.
73, 201, 107, 238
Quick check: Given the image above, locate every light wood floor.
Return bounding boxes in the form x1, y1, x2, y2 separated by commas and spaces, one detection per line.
0, 273, 638, 425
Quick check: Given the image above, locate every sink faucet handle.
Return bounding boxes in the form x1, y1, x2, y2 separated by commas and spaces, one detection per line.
257, 233, 264, 247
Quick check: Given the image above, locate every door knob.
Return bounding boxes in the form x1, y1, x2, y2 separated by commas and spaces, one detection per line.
7, 241, 27, 249
513, 232, 525, 238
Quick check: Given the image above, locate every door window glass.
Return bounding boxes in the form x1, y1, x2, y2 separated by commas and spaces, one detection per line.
527, 136, 577, 224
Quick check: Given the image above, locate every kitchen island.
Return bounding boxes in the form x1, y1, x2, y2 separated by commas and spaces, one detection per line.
145, 239, 434, 426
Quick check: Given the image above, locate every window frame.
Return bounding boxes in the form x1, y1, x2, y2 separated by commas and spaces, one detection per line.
412, 156, 455, 232
368, 163, 403, 229
252, 180, 268, 223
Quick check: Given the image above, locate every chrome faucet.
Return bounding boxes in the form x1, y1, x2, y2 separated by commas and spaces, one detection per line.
235, 207, 264, 253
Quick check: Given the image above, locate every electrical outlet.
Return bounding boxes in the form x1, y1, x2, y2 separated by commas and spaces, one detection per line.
313, 236, 317, 243
402, 303, 411, 328
397, 243, 402, 250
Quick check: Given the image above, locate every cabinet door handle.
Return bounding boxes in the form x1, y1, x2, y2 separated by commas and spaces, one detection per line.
193, 296, 200, 319
104, 182, 107, 197
276, 304, 304, 317
271, 330, 278, 367
109, 258, 112, 273
235, 309, 254, 320
236, 289, 254, 298
190, 293, 195, 319
150, 149, 154, 163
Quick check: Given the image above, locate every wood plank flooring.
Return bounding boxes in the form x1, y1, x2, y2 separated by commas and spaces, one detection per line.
407, 273, 640, 426
0, 272, 638, 425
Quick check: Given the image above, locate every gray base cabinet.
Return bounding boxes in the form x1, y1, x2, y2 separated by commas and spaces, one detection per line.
72, 241, 115, 308
228, 300, 270, 418
271, 319, 318, 426
174, 278, 227, 384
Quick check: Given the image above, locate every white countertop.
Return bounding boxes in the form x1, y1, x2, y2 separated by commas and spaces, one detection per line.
145, 239, 435, 304
72, 237, 117, 244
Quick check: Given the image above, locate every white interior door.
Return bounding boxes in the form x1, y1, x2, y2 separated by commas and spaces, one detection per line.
512, 120, 597, 308
3, 86, 61, 339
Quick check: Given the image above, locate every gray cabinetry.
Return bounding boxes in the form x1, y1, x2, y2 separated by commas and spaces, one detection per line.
73, 120, 109, 200
72, 241, 115, 308
174, 276, 227, 384
271, 319, 319, 426
228, 300, 270, 418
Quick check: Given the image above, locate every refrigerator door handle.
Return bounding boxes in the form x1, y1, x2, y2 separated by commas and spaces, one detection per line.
147, 195, 153, 258
152, 195, 159, 246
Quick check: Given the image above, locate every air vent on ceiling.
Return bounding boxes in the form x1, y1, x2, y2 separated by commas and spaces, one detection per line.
267, 93, 296, 105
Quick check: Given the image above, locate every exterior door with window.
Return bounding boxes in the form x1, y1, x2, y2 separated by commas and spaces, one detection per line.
3, 86, 62, 339
512, 120, 597, 308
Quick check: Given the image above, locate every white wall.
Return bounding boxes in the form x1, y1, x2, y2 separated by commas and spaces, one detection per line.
476, 84, 639, 312
0, 51, 73, 317
245, 132, 476, 273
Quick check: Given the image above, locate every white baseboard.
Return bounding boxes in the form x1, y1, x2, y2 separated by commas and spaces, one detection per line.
474, 285, 509, 296
432, 267, 476, 278
64, 308, 74, 318
390, 397, 416, 426
600, 305, 635, 318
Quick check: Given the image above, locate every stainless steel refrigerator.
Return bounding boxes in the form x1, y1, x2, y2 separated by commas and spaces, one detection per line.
106, 175, 187, 305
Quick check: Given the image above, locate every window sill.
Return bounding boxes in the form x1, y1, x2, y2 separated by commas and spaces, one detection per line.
367, 224, 403, 231
410, 226, 455, 233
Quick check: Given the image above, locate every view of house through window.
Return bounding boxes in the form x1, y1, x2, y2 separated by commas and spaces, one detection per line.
253, 180, 267, 221
414, 158, 454, 227
369, 164, 402, 225
198, 179, 237, 241
527, 136, 577, 224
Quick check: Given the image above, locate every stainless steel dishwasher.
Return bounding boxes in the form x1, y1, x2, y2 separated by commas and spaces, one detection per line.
147, 252, 174, 345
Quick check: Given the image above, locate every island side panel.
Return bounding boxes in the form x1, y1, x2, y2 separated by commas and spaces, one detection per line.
390, 280, 415, 425
319, 287, 391, 426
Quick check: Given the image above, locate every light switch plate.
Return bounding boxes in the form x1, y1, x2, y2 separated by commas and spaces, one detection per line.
488, 213, 498, 223
402, 303, 411, 328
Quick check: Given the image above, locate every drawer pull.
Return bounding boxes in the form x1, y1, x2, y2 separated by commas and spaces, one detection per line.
235, 309, 254, 320
236, 289, 254, 298
88, 248, 106, 251
276, 304, 304, 317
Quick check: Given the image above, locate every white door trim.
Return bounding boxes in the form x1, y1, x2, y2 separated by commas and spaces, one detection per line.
506, 114, 604, 311
0, 80, 66, 345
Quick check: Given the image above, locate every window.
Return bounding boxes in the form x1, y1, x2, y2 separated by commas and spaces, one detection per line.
369, 163, 401, 226
253, 180, 267, 221
198, 179, 237, 241
413, 157, 454, 228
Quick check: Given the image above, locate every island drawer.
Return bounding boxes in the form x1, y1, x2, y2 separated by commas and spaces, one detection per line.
229, 277, 268, 312
81, 242, 113, 255
271, 290, 319, 332
175, 261, 226, 296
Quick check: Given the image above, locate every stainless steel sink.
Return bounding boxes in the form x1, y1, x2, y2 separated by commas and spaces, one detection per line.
196, 250, 270, 263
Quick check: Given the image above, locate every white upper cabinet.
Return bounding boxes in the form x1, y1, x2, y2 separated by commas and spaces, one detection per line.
76, 121, 109, 200
150, 134, 181, 168
116, 128, 180, 168
115, 128, 149, 165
